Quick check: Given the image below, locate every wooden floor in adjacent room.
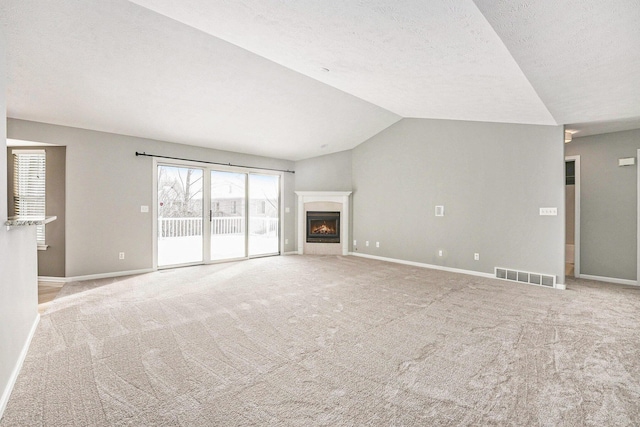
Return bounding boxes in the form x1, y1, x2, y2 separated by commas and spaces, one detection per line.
37, 282, 64, 314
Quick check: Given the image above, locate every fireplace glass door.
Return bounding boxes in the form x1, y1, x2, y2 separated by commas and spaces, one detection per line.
306, 211, 340, 243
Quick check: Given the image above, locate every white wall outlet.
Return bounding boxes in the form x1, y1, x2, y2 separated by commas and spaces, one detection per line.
119, 252, 125, 260
285, 238, 289, 245
435, 205, 444, 217
376, 241, 380, 248
438, 250, 443, 257
474, 253, 480, 261
353, 240, 357, 246
539, 207, 558, 216
140, 205, 149, 213
285, 207, 290, 213
366, 241, 369, 247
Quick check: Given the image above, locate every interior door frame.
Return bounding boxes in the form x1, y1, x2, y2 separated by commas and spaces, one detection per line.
153, 158, 283, 270
565, 155, 581, 278
637, 149, 640, 283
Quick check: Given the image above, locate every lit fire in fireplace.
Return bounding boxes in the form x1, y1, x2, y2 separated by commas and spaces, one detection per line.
310, 221, 337, 235
306, 211, 340, 243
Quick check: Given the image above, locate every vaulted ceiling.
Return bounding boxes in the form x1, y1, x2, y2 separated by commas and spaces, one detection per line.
2, 0, 639, 160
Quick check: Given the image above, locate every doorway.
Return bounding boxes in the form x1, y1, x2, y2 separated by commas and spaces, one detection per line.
157, 165, 204, 267
156, 162, 281, 268
565, 156, 580, 278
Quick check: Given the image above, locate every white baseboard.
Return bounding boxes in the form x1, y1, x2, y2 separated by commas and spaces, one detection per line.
555, 283, 567, 290
40, 268, 155, 283
577, 274, 638, 287
37, 276, 67, 283
283, 251, 298, 255
0, 313, 40, 419
349, 252, 495, 279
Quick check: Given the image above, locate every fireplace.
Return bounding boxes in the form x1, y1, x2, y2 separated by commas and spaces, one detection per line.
306, 211, 340, 243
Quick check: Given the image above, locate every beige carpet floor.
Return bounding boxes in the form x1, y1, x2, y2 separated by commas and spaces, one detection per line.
2, 255, 639, 426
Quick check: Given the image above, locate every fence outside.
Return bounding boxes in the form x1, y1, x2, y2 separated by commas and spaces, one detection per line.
159, 217, 278, 238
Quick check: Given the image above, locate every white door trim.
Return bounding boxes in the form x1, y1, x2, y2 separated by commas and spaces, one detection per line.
565, 155, 580, 278
637, 149, 640, 283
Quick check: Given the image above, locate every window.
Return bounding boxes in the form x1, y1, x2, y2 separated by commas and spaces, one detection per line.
565, 160, 575, 185
13, 150, 46, 244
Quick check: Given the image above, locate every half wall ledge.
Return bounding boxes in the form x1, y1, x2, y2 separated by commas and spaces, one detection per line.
5, 216, 57, 229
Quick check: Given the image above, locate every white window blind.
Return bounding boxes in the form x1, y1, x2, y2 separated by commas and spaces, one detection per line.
13, 150, 46, 243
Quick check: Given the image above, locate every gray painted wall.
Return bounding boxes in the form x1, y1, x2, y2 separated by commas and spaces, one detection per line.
7, 119, 296, 277
7, 146, 66, 277
0, 36, 39, 416
352, 118, 565, 281
294, 150, 352, 191
565, 129, 640, 281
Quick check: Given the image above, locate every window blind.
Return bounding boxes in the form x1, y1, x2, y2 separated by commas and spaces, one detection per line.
13, 150, 46, 243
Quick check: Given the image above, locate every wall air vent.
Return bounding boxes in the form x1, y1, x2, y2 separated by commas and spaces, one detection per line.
495, 267, 556, 288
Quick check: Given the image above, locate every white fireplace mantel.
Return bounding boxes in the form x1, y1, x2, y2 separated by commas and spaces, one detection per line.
295, 191, 352, 255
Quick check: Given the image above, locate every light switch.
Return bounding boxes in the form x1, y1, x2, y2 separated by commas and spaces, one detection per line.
435, 206, 444, 217
141, 205, 149, 213
285, 207, 290, 213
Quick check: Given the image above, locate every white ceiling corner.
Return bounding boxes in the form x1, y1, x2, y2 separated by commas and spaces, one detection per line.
473, 0, 640, 126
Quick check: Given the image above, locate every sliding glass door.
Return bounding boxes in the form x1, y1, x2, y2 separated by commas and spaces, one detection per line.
249, 174, 280, 256
157, 165, 204, 267
211, 171, 246, 261
156, 164, 280, 268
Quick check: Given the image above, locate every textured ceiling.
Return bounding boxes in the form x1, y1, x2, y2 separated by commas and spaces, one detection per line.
129, 0, 555, 125
1, 0, 400, 160
2, 0, 639, 159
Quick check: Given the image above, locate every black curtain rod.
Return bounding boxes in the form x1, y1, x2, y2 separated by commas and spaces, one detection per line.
135, 151, 295, 174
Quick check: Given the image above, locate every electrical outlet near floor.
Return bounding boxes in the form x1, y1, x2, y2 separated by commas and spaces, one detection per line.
438, 250, 443, 257
366, 241, 369, 247
119, 252, 125, 260
376, 242, 380, 248
353, 240, 357, 246
285, 239, 289, 245
474, 253, 480, 261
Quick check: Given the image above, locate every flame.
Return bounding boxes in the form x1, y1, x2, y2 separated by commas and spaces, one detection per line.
311, 221, 336, 234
